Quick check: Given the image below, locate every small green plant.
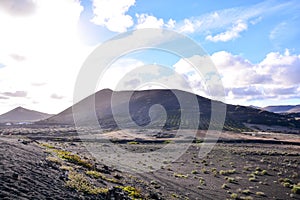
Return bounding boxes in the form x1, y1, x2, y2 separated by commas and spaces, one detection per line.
191, 170, 199, 174
221, 183, 230, 189
283, 182, 291, 188
201, 168, 209, 174
173, 173, 188, 178
225, 177, 236, 183
230, 193, 238, 199
127, 141, 139, 145
86, 170, 102, 178
199, 178, 206, 185
86, 170, 119, 183
261, 170, 268, 175
41, 143, 55, 149
241, 189, 251, 195
118, 186, 142, 198
291, 184, 300, 194
60, 165, 74, 171
248, 176, 257, 182
46, 156, 61, 164
279, 178, 293, 184
53, 149, 93, 169
66, 171, 108, 195
219, 169, 236, 175
255, 191, 265, 196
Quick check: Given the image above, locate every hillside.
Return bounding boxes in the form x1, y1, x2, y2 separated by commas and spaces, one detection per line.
263, 105, 300, 113
0, 107, 53, 124
41, 89, 300, 131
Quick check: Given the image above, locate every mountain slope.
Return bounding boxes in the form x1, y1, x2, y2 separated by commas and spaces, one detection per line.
41, 89, 300, 130
0, 107, 53, 123
263, 105, 300, 113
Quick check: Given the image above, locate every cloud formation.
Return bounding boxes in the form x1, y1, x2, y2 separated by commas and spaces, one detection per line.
206, 20, 247, 42
91, 0, 135, 32
211, 50, 300, 101
2, 91, 27, 97
136, 14, 164, 29
50, 93, 64, 99
0, 0, 36, 16
172, 50, 300, 104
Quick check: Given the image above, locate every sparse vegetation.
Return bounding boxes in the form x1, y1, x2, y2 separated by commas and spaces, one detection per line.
52, 149, 93, 169
65, 171, 108, 195
127, 141, 139, 145
221, 183, 230, 189
60, 165, 74, 171
230, 193, 238, 199
86, 170, 119, 183
291, 184, 300, 194
46, 156, 61, 164
117, 186, 141, 199
174, 173, 189, 178
255, 191, 265, 196
219, 169, 236, 176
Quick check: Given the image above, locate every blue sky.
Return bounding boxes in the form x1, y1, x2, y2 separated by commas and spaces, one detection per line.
0, 0, 299, 114
79, 0, 300, 62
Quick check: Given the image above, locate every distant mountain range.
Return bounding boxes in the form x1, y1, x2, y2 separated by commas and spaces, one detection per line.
263, 105, 300, 113
0, 106, 53, 124
40, 89, 300, 131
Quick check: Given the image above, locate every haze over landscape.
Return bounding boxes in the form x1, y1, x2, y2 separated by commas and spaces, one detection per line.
1, 0, 300, 200
0, 0, 300, 115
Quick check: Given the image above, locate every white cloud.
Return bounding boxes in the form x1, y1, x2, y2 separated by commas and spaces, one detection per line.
91, 0, 135, 33
135, 14, 177, 30
0, 0, 36, 16
210, 50, 300, 103
179, 19, 195, 33
175, 0, 290, 36
269, 22, 287, 40
166, 19, 176, 29
170, 50, 300, 105
136, 14, 164, 29
206, 20, 247, 42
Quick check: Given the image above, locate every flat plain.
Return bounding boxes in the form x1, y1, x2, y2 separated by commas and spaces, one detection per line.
1, 125, 299, 199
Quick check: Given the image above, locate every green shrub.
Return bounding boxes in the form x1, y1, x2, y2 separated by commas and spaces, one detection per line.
241, 189, 251, 195
173, 173, 189, 178
118, 186, 141, 198
291, 184, 300, 194
86, 170, 119, 183
219, 169, 236, 175
256, 191, 265, 196
53, 149, 92, 169
221, 183, 229, 189
66, 171, 108, 195
46, 156, 61, 164
230, 193, 238, 199
127, 141, 139, 145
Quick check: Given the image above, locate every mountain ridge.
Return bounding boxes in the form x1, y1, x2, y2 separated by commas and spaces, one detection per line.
263, 105, 300, 113
0, 106, 53, 124
40, 89, 300, 131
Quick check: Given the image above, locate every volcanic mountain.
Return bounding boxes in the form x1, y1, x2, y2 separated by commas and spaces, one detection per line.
263, 105, 300, 113
41, 89, 300, 131
0, 106, 53, 124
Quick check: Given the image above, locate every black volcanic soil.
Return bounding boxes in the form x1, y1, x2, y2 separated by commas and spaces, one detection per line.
0, 138, 83, 199
0, 125, 300, 199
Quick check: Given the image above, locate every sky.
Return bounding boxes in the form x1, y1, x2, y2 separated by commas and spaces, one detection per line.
0, 0, 300, 114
